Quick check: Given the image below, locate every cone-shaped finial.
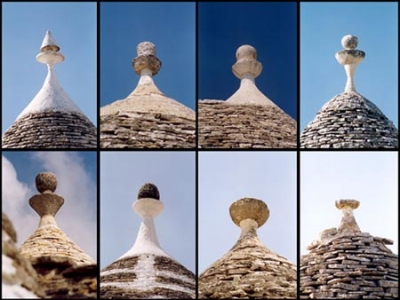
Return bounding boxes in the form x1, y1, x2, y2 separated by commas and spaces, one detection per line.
40, 30, 60, 52
36, 30, 64, 65
335, 199, 361, 234
335, 34, 365, 93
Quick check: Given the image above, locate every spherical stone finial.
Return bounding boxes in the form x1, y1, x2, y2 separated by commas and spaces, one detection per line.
236, 45, 257, 61
232, 45, 262, 79
341, 35, 358, 50
35, 172, 57, 194
229, 198, 269, 228
137, 183, 160, 200
335, 199, 360, 210
137, 41, 156, 57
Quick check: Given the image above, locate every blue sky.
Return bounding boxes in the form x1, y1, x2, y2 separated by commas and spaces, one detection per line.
301, 152, 398, 256
198, 2, 297, 120
100, 152, 195, 273
301, 2, 398, 130
199, 152, 297, 273
2, 151, 97, 260
1, 2, 97, 132
100, 2, 195, 111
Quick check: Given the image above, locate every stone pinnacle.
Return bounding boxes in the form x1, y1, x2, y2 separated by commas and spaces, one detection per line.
335, 199, 361, 234
229, 197, 269, 237
30, 172, 64, 228
132, 41, 162, 76
335, 34, 365, 93
36, 30, 64, 65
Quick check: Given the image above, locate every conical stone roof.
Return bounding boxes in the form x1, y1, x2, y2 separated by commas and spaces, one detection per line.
2, 31, 97, 149
100, 42, 196, 148
199, 198, 297, 299
300, 199, 398, 299
199, 45, 297, 148
300, 35, 398, 148
19, 172, 95, 267
100, 183, 196, 299
18, 172, 97, 299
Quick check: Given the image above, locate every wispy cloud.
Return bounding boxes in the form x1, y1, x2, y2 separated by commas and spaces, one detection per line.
2, 156, 37, 245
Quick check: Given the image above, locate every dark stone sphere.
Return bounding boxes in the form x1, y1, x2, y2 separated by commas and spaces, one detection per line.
137, 183, 160, 200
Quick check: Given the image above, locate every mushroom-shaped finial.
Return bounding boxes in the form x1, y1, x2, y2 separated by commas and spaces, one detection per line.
35, 172, 57, 194
132, 41, 162, 76
335, 35, 365, 93
335, 199, 361, 234
230, 198, 269, 228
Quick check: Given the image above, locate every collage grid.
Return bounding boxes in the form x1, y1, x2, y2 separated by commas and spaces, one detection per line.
1, 1, 398, 299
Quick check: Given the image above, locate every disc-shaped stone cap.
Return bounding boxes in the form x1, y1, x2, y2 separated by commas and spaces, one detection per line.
137, 183, 160, 200
229, 198, 269, 228
335, 199, 360, 210
35, 172, 57, 194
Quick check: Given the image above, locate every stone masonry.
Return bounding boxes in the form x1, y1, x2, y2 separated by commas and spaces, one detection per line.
300, 200, 398, 299
2, 112, 97, 149
199, 198, 297, 299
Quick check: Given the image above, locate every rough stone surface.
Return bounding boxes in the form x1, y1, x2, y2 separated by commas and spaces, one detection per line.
100, 111, 195, 148
138, 183, 160, 200
300, 92, 398, 148
20, 225, 95, 268
2, 111, 97, 149
300, 201, 398, 299
229, 198, 269, 228
199, 199, 297, 299
34, 263, 97, 299
35, 172, 57, 194
2, 213, 44, 298
199, 229, 297, 299
199, 100, 297, 148
100, 255, 196, 299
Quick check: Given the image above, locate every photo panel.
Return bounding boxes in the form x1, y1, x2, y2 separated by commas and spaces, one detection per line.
1, 2, 97, 149
300, 151, 398, 298
198, 2, 298, 149
100, 2, 196, 149
2, 151, 98, 298
300, 2, 398, 148
100, 151, 196, 298
199, 151, 297, 298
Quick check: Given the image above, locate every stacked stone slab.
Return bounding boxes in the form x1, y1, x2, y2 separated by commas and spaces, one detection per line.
2, 30, 97, 149
199, 100, 296, 148
199, 198, 297, 299
100, 183, 196, 299
199, 45, 297, 148
300, 35, 398, 148
300, 200, 398, 299
100, 42, 195, 148
18, 172, 97, 299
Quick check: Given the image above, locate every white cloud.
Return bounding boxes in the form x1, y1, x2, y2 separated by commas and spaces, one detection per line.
2, 156, 37, 246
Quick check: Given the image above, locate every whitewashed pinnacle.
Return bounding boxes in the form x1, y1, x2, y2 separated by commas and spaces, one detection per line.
16, 30, 84, 121
335, 34, 365, 93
